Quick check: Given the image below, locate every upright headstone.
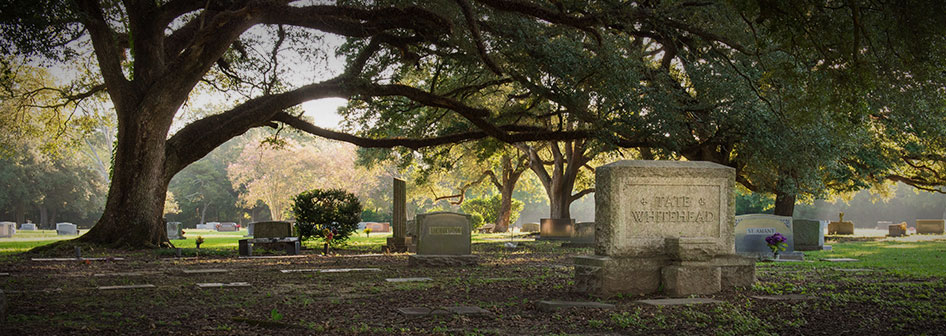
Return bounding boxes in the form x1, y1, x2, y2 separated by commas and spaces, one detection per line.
562, 222, 595, 247
792, 219, 825, 251
19, 223, 37, 231
166, 222, 184, 240
539, 218, 575, 240
409, 212, 477, 266
56, 222, 78, 236
253, 221, 293, 238
916, 219, 945, 234
888, 222, 908, 237
876, 221, 893, 230
196, 222, 217, 230
386, 178, 413, 252
0, 222, 15, 238
522, 222, 540, 233
734, 214, 798, 258
216, 222, 238, 232
575, 161, 755, 297
827, 213, 854, 235
366, 222, 390, 232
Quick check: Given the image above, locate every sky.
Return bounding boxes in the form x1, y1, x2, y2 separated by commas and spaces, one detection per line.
302, 98, 347, 129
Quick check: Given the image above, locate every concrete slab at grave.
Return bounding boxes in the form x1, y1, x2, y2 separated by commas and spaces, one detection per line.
537, 300, 616, 312
822, 258, 859, 262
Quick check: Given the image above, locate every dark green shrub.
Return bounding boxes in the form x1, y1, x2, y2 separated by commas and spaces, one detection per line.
291, 188, 362, 243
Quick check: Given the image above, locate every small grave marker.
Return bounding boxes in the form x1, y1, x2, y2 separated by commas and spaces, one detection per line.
822, 258, 859, 262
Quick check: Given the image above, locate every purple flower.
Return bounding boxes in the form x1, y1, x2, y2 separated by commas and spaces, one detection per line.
765, 233, 786, 245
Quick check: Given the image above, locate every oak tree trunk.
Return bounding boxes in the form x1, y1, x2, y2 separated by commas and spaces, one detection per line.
773, 192, 796, 217
77, 111, 173, 248
495, 183, 515, 232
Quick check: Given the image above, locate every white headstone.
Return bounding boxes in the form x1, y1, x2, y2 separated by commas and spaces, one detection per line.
19, 223, 37, 231
734, 214, 794, 257
166, 222, 184, 240
56, 222, 78, 235
0, 222, 15, 238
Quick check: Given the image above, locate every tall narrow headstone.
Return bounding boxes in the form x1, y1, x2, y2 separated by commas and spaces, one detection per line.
386, 178, 413, 252
575, 161, 755, 297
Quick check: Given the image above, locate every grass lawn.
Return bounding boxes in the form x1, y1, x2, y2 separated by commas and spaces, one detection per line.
2, 232, 945, 335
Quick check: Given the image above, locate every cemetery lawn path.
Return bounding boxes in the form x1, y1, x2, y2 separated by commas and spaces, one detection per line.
1, 235, 946, 335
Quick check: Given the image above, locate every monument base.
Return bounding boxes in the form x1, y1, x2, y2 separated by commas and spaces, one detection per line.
409, 254, 479, 267
575, 254, 755, 297
386, 236, 414, 253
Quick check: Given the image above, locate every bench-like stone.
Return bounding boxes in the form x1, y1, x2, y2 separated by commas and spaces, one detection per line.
97, 284, 155, 290
537, 300, 616, 312
635, 298, 722, 306
397, 306, 489, 316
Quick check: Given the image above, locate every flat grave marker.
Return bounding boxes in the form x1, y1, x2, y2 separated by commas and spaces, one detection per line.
182, 269, 229, 274
280, 268, 381, 273
822, 258, 860, 262
537, 300, 615, 312
751, 294, 811, 301
94, 272, 144, 277
97, 284, 155, 290
385, 277, 432, 282
196, 282, 251, 288
397, 306, 489, 316
31, 257, 125, 262
635, 298, 722, 306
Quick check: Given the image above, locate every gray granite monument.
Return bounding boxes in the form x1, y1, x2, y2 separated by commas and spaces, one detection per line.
575, 160, 755, 297
792, 219, 826, 251
387, 178, 414, 252
19, 223, 36, 231
166, 221, 184, 240
409, 212, 478, 266
56, 222, 78, 235
916, 219, 945, 234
